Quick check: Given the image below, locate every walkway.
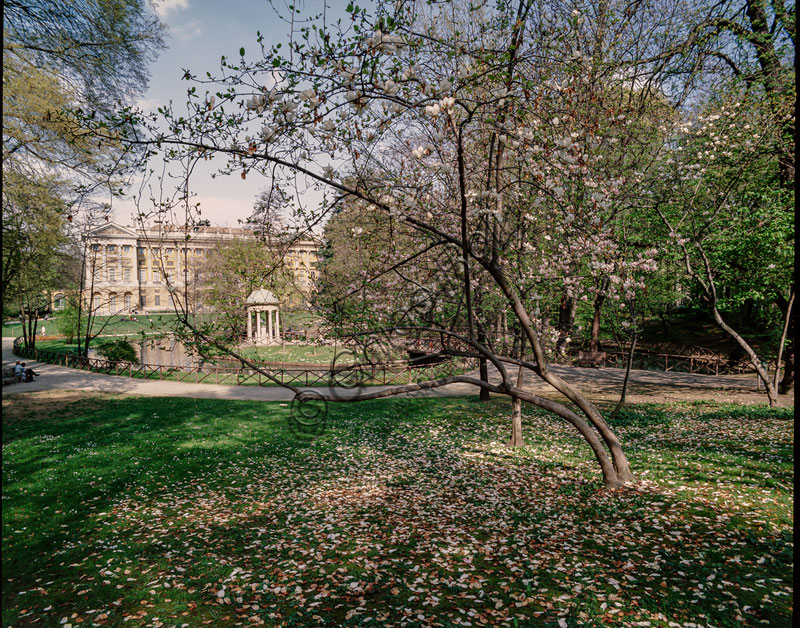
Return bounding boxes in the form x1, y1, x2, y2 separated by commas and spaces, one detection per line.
2, 338, 784, 406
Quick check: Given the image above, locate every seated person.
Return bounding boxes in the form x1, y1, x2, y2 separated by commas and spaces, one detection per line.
14, 361, 24, 382
21, 362, 39, 382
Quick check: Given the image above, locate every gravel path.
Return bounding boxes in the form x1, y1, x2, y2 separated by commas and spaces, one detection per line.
2, 338, 789, 406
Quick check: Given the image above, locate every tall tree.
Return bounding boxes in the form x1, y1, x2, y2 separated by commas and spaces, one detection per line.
91, 0, 709, 488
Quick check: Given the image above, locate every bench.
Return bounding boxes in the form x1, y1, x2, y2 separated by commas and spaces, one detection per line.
576, 351, 606, 368
2, 366, 21, 386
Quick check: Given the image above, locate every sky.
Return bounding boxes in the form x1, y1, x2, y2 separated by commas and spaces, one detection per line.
114, 0, 334, 228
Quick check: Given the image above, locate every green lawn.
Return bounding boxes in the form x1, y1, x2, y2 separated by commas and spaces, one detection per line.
1, 397, 793, 627
238, 343, 346, 365
3, 310, 319, 339
2, 314, 188, 339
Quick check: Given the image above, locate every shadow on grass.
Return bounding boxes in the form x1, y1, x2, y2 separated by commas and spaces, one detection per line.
2, 396, 793, 627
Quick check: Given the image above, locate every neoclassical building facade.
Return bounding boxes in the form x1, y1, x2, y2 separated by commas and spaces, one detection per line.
54, 223, 320, 315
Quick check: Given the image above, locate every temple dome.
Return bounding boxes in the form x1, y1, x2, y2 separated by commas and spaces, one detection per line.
245, 288, 279, 305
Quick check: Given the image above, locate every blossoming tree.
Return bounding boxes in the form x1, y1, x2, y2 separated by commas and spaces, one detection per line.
94, 0, 734, 488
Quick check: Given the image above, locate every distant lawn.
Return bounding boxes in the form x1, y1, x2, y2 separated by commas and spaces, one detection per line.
33, 338, 354, 366
2, 396, 792, 627
2, 313, 187, 339
3, 310, 320, 339
239, 343, 358, 365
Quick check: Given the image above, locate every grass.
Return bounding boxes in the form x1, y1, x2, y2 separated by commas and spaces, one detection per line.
237, 344, 345, 365
1, 396, 793, 627
33, 337, 380, 369
2, 314, 188, 339
3, 310, 319, 339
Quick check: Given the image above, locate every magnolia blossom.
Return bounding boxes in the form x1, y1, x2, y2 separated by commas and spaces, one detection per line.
439, 96, 455, 110
259, 124, 279, 143
338, 66, 357, 84
381, 80, 399, 96
245, 94, 267, 111
437, 78, 452, 93
425, 103, 441, 117
411, 145, 430, 159
266, 87, 280, 103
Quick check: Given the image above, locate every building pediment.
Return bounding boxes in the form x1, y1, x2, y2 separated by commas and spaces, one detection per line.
87, 222, 139, 238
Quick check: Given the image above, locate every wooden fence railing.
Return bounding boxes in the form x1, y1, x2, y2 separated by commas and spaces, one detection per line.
600, 350, 772, 375
12, 337, 769, 384
11, 338, 475, 387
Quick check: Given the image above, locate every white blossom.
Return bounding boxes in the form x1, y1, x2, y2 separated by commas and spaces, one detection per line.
425, 103, 441, 117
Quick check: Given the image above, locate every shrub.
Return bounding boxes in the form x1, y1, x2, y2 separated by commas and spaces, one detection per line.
95, 339, 139, 364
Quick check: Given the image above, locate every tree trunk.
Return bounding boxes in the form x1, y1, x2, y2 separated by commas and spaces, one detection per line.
712, 305, 778, 407
489, 265, 635, 484
779, 342, 793, 394
20, 302, 29, 348
477, 328, 491, 401
509, 364, 525, 448
611, 300, 637, 418
775, 291, 794, 394
590, 278, 609, 353
556, 292, 577, 357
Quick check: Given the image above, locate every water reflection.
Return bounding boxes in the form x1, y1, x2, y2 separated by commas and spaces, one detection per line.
89, 337, 205, 368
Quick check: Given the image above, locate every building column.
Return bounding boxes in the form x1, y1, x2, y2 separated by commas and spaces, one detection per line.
275, 309, 280, 341
247, 309, 252, 340
257, 309, 263, 339
267, 308, 273, 342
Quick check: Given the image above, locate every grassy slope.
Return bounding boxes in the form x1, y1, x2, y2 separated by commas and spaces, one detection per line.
1, 397, 793, 627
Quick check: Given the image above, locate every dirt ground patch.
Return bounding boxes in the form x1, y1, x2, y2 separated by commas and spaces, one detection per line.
1, 390, 124, 423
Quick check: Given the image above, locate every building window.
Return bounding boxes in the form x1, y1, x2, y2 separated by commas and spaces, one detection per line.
166, 248, 173, 254
123, 245, 131, 253
124, 268, 131, 282
109, 293, 117, 312
153, 270, 160, 282
124, 293, 132, 309
108, 245, 116, 253
108, 268, 116, 281
139, 269, 146, 282
140, 295, 146, 307
54, 294, 65, 310
138, 247, 146, 255
92, 244, 100, 251
154, 294, 160, 306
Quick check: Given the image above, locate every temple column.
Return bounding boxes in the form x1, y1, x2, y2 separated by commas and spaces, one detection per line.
275, 309, 280, 341
267, 308, 273, 342
256, 309, 262, 339
247, 309, 252, 340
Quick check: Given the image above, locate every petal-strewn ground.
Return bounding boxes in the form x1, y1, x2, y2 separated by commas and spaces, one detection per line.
2, 394, 792, 627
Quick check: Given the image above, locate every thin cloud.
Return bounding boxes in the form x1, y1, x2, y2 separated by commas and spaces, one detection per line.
171, 18, 204, 42
154, 0, 190, 18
